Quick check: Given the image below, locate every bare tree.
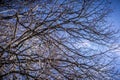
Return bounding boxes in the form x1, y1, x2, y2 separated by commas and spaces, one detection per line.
0, 0, 120, 80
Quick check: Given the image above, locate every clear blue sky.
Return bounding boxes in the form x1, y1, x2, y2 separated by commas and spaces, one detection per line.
109, 0, 120, 28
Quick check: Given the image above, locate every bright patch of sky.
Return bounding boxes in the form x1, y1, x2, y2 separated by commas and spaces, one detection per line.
73, 40, 91, 48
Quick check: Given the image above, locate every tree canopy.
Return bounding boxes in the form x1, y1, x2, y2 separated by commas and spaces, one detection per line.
0, 0, 120, 80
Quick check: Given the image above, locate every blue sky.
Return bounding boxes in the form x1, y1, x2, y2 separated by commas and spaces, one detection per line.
109, 0, 120, 28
